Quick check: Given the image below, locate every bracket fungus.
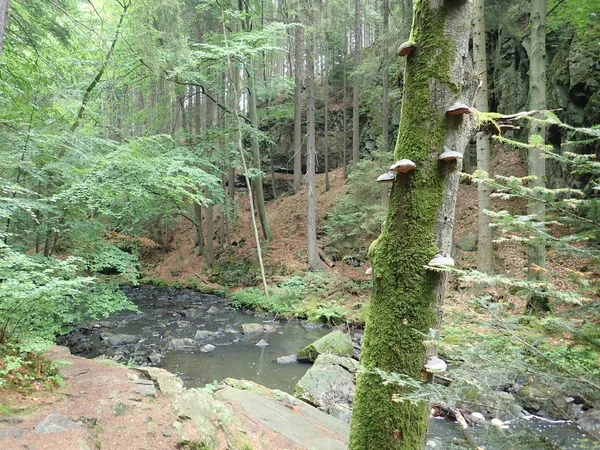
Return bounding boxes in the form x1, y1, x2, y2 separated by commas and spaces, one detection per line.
397, 41, 416, 57
438, 147, 463, 161
428, 254, 455, 267
446, 103, 472, 116
377, 171, 396, 183
424, 356, 447, 373
390, 159, 417, 174
365, 267, 373, 275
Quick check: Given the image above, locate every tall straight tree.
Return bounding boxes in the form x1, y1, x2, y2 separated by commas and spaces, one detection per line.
306, 2, 319, 270
526, 0, 547, 312
0, 0, 9, 57
473, 0, 493, 274
352, 0, 361, 170
349, 0, 474, 448
381, 0, 390, 153
293, 12, 304, 194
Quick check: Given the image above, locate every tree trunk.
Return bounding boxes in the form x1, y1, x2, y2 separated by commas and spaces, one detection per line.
349, 1, 474, 448
324, 68, 330, 192
343, 35, 349, 179
0, 0, 10, 58
306, 7, 319, 270
248, 59, 272, 241
473, 0, 494, 275
381, 0, 390, 153
292, 14, 304, 194
526, 0, 548, 313
352, 0, 361, 170
205, 204, 214, 270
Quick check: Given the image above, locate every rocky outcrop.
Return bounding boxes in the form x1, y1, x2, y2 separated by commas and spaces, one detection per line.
294, 354, 358, 423
297, 331, 354, 362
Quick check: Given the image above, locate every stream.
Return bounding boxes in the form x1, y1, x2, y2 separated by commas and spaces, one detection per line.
61, 285, 599, 449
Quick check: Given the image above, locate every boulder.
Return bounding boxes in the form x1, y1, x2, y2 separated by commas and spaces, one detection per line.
103, 333, 139, 347
294, 354, 356, 410
579, 409, 600, 440
242, 323, 264, 335
319, 404, 353, 424
200, 344, 216, 353
135, 367, 184, 398
207, 306, 219, 314
297, 331, 354, 362
263, 324, 278, 333
35, 414, 84, 434
276, 354, 298, 365
515, 383, 569, 420
166, 338, 195, 350
194, 330, 219, 341
172, 390, 218, 448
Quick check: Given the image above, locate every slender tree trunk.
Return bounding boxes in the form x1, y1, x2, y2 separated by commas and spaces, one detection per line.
292, 15, 304, 193
0, 0, 10, 58
342, 36, 349, 179
324, 70, 330, 192
526, 0, 548, 313
352, 0, 361, 170
403, 0, 413, 37
349, 1, 474, 447
306, 7, 319, 270
473, 0, 494, 274
381, 0, 390, 153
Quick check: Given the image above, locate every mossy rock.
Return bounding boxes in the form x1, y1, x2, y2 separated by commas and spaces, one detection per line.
297, 331, 353, 362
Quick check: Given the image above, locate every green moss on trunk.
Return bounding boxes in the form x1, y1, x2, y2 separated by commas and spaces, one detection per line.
348, 1, 463, 448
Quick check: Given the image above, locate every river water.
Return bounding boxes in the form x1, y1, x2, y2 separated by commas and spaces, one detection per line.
64, 285, 598, 449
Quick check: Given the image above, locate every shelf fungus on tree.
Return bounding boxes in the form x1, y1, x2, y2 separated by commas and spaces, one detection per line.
397, 41, 416, 57
438, 147, 463, 162
446, 103, 472, 116
377, 171, 396, 183
365, 267, 373, 275
424, 356, 447, 373
390, 159, 417, 174
428, 254, 455, 268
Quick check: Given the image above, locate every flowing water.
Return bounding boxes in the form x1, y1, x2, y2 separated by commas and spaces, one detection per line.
64, 285, 598, 449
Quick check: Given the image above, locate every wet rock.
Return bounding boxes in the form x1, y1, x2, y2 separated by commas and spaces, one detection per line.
166, 338, 195, 350
35, 414, 84, 434
276, 354, 298, 365
175, 320, 191, 328
181, 308, 202, 319
516, 383, 569, 420
255, 339, 269, 347
193, 330, 218, 341
579, 409, 600, 440
207, 306, 219, 314
102, 333, 139, 347
297, 331, 354, 362
294, 354, 356, 411
456, 386, 522, 421
263, 324, 277, 333
242, 323, 264, 335
200, 344, 216, 353
218, 326, 239, 334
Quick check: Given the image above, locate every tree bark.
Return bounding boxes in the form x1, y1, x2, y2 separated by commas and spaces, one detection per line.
248, 59, 272, 241
473, 0, 494, 274
0, 0, 10, 58
526, 0, 548, 313
352, 0, 361, 170
349, 0, 474, 448
306, 6, 319, 270
381, 0, 390, 153
343, 32, 349, 179
292, 14, 304, 194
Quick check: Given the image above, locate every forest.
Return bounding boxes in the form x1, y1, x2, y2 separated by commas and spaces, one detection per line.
1, 0, 600, 449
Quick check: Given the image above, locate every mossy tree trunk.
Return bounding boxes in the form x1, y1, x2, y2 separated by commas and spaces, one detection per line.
348, 1, 474, 449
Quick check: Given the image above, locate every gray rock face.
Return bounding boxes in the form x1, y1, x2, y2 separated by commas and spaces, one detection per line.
200, 344, 216, 353
135, 367, 184, 398
103, 333, 139, 347
297, 331, 354, 362
294, 354, 356, 411
319, 404, 353, 424
241, 323, 264, 335
166, 338, 195, 349
35, 414, 84, 434
172, 390, 218, 448
193, 330, 218, 341
579, 409, 600, 440
207, 306, 219, 314
276, 354, 298, 364
516, 384, 569, 420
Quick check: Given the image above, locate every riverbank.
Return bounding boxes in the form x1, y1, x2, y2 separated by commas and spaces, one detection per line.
0, 346, 349, 449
